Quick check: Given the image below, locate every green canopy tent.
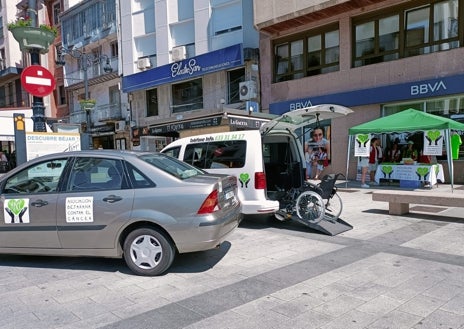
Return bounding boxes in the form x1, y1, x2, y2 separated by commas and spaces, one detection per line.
347, 109, 464, 190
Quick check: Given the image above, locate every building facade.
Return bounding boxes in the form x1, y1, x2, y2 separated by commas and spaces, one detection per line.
120, 0, 268, 151
59, 0, 127, 149
255, 0, 464, 183
0, 0, 56, 157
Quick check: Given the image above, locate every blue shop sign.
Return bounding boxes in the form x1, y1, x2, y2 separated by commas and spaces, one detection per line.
270, 74, 464, 115
123, 44, 243, 93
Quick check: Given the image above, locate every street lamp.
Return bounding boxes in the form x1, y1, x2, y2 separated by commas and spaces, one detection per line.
55, 47, 113, 130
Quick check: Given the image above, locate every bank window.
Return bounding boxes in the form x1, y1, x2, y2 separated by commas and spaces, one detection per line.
353, 0, 459, 67
274, 25, 339, 83
146, 88, 158, 117
354, 15, 399, 67
171, 78, 203, 113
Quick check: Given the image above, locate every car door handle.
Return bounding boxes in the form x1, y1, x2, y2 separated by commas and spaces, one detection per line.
31, 200, 49, 207
102, 195, 123, 203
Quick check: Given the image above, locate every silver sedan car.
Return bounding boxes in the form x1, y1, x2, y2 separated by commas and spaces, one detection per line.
0, 150, 242, 276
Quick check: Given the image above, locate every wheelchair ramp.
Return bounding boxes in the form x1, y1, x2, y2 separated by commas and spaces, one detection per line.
306, 217, 353, 236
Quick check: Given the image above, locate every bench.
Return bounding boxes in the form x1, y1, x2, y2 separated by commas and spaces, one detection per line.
372, 190, 464, 215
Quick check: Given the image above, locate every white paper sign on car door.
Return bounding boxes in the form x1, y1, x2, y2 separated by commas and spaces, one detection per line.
66, 197, 94, 222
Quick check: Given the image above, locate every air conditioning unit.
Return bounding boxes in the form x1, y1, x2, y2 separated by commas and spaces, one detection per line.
137, 58, 151, 70
115, 120, 126, 132
243, 47, 259, 61
171, 46, 187, 62
239, 81, 257, 100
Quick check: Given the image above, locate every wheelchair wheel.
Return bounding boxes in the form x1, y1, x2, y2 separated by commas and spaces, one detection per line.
296, 191, 325, 224
324, 193, 343, 222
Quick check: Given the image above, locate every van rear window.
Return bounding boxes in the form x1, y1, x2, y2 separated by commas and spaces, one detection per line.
184, 141, 246, 169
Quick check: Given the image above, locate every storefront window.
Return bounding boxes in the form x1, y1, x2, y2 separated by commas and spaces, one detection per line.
171, 78, 203, 113
146, 88, 158, 117
383, 95, 464, 117
383, 102, 424, 116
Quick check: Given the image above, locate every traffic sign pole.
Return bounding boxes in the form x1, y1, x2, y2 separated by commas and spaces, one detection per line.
30, 53, 46, 132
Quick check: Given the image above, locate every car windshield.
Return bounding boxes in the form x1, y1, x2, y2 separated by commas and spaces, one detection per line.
139, 153, 203, 179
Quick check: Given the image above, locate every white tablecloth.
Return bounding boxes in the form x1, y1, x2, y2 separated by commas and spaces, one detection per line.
375, 163, 444, 186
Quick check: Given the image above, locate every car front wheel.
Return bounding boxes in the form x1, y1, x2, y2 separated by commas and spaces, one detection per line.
123, 228, 175, 276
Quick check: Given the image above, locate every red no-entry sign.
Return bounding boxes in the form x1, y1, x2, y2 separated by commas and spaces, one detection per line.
21, 65, 56, 97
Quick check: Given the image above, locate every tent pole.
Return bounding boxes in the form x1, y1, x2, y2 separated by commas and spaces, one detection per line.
445, 129, 454, 192
346, 135, 352, 188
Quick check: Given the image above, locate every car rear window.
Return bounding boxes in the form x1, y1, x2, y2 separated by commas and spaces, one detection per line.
184, 140, 246, 169
139, 154, 203, 179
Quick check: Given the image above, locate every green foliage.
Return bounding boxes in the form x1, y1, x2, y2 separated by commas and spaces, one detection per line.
8, 18, 58, 37
7, 18, 32, 29
39, 24, 58, 37
80, 99, 97, 105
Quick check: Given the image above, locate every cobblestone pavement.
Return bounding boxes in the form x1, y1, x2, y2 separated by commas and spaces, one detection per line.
0, 183, 463, 329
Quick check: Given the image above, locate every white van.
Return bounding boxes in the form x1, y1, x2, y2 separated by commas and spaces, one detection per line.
161, 104, 353, 216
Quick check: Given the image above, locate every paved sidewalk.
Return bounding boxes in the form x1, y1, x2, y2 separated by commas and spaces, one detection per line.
0, 183, 463, 329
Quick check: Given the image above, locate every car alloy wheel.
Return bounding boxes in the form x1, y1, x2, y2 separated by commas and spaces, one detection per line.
123, 227, 175, 276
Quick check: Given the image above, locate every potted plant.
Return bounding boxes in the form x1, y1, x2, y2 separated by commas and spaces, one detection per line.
79, 99, 97, 111
8, 18, 57, 54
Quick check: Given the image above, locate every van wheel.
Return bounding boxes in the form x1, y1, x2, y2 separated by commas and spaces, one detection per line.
123, 228, 175, 276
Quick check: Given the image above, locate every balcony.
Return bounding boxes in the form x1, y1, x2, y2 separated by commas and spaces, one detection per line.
61, 0, 117, 49
64, 57, 118, 88
94, 103, 125, 122
69, 102, 126, 125
69, 110, 87, 124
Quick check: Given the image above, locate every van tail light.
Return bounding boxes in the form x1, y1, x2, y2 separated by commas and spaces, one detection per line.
198, 189, 219, 214
255, 172, 267, 189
